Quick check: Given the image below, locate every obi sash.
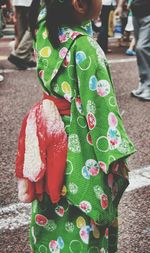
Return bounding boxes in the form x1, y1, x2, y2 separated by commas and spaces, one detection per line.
16, 93, 70, 203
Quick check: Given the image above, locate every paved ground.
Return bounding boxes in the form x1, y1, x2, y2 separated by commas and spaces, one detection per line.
0, 26, 150, 253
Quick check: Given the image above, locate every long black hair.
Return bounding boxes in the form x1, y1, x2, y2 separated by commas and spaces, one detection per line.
29, 0, 91, 48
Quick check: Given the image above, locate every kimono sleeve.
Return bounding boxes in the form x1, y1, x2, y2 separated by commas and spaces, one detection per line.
75, 36, 136, 174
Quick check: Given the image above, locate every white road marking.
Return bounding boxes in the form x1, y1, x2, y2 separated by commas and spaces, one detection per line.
0, 56, 8, 60
0, 202, 30, 215
126, 166, 150, 192
0, 165, 150, 232
0, 58, 136, 74
108, 58, 136, 64
0, 68, 36, 73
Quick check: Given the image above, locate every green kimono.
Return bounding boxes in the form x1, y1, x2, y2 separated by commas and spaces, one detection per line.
30, 8, 136, 253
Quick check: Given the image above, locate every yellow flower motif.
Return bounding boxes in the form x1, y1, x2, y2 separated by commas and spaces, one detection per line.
61, 81, 71, 95
76, 216, 86, 228
40, 47, 51, 58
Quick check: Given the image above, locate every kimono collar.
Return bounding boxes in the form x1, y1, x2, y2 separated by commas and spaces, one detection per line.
35, 7, 93, 94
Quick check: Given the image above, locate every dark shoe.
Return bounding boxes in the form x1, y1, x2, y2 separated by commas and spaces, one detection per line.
8, 54, 27, 70
8, 54, 36, 70
27, 60, 36, 68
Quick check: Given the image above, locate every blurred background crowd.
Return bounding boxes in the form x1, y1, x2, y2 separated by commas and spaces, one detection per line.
0, 0, 137, 61
0, 0, 150, 100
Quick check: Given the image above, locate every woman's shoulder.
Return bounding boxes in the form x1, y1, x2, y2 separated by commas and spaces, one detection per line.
75, 35, 97, 49
74, 35, 106, 66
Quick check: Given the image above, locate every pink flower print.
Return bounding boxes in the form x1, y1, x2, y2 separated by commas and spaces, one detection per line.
99, 161, 107, 174
89, 166, 99, 176
51, 240, 57, 248
87, 112, 96, 130
105, 227, 109, 239
59, 47, 68, 59
100, 194, 108, 210
59, 34, 67, 43
81, 203, 88, 211
107, 113, 120, 148
81, 230, 86, 237
86, 159, 100, 177
79, 201, 92, 213
110, 137, 118, 146
97, 80, 110, 97
70, 31, 81, 40
79, 226, 90, 244
35, 214, 48, 226
108, 112, 118, 128
98, 89, 105, 97
55, 206, 65, 217
49, 240, 60, 253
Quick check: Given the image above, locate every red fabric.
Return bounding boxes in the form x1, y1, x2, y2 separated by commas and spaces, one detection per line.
16, 94, 70, 203
16, 114, 29, 178
45, 132, 68, 203
43, 93, 71, 116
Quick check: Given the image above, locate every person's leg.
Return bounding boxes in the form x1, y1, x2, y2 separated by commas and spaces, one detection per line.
0, 8, 4, 38
97, 5, 112, 53
13, 30, 33, 62
8, 7, 35, 69
132, 16, 139, 42
8, 29, 35, 69
14, 6, 29, 48
129, 36, 136, 51
131, 15, 150, 100
126, 36, 136, 55
135, 16, 150, 88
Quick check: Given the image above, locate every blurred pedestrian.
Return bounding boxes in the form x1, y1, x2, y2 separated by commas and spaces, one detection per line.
0, 1, 6, 82
97, 0, 116, 53
0, 0, 7, 37
114, 2, 128, 47
125, 0, 136, 56
15, 1, 136, 253
0, 5, 3, 38
115, 0, 150, 101
8, 0, 36, 70
125, 36, 136, 56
